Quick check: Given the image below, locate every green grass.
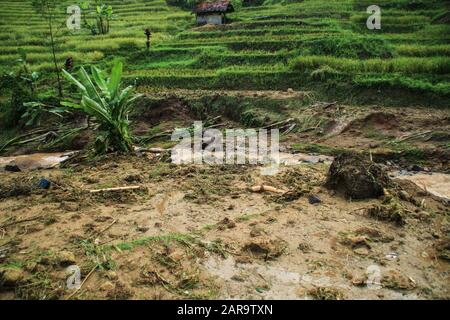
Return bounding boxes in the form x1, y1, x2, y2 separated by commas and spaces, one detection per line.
0, 0, 448, 106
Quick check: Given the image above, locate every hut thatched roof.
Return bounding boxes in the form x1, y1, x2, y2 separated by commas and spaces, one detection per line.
192, 0, 235, 14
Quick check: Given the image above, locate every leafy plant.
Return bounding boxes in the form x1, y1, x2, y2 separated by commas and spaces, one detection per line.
61, 61, 142, 154
0, 51, 39, 129
80, 1, 114, 35
21, 102, 66, 126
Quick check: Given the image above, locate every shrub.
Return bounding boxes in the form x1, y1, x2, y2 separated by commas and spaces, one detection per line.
61, 61, 142, 154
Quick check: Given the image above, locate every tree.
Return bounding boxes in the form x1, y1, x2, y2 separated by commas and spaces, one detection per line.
32, 0, 63, 97
61, 61, 142, 154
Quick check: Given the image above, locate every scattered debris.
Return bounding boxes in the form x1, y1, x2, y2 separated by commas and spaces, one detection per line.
217, 217, 236, 230
242, 237, 287, 261
381, 270, 416, 290
0, 177, 32, 199
308, 287, 344, 300
298, 242, 312, 253
57, 251, 76, 267
0, 268, 26, 287
385, 252, 399, 260
434, 239, 450, 261
38, 178, 51, 190
339, 235, 371, 250
367, 196, 407, 226
250, 225, 266, 237
4, 164, 21, 172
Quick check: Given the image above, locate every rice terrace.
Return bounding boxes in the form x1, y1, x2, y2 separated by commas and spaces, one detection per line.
0, 0, 449, 302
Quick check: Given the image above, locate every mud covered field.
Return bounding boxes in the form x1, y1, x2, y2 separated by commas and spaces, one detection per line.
0, 94, 449, 300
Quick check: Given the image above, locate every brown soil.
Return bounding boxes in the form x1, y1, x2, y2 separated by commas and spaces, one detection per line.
0, 153, 448, 300
0, 93, 449, 300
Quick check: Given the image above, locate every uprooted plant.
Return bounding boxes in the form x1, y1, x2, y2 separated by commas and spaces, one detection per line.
61, 61, 142, 154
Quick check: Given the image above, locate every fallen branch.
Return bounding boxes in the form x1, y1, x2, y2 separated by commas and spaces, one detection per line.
263, 118, 294, 130
394, 130, 433, 143
136, 147, 171, 153
0, 216, 40, 229
250, 185, 287, 194
89, 186, 142, 193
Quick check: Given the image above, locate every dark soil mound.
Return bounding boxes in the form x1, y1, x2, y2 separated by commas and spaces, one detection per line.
0, 176, 32, 199
135, 96, 193, 125
325, 152, 392, 199
343, 112, 398, 134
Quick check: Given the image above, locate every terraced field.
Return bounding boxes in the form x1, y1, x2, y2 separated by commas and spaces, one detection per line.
0, 0, 449, 99
1, 0, 450, 301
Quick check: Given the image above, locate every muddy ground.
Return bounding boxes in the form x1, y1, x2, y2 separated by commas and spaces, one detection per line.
0, 92, 449, 300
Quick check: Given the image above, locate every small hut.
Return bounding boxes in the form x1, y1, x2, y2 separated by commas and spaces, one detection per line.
192, 0, 235, 25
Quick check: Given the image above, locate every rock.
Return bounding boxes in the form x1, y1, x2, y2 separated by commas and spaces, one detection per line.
57, 251, 76, 266
308, 194, 321, 204
1, 268, 25, 286
325, 153, 393, 199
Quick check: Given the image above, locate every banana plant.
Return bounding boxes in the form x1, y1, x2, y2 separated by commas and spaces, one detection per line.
80, 1, 114, 35
61, 61, 142, 154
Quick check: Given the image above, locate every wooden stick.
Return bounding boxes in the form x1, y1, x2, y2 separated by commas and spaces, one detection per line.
89, 186, 141, 193
250, 185, 287, 194
90, 219, 117, 240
